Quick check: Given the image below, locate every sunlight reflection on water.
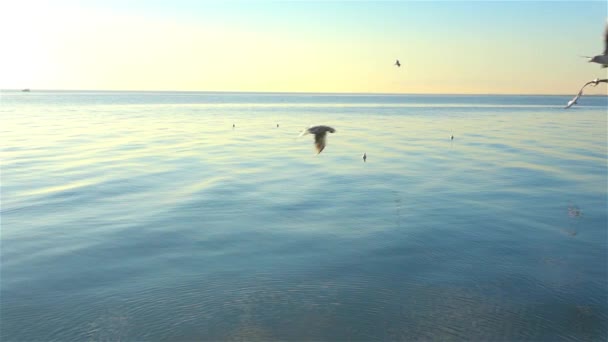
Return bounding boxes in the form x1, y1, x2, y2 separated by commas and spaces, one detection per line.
1, 92, 606, 341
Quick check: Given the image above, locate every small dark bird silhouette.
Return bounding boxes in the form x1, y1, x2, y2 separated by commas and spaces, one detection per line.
363, 153, 367, 162
451, 135, 454, 140
395, 59, 401, 67
299, 125, 336, 154
277, 124, 279, 128
232, 124, 235, 128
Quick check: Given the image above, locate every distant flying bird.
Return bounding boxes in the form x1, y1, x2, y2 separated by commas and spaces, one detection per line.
277, 124, 279, 128
582, 20, 608, 68
565, 78, 607, 109
395, 59, 401, 67
299, 125, 336, 154
233, 123, 235, 128
451, 134, 454, 140
363, 153, 367, 162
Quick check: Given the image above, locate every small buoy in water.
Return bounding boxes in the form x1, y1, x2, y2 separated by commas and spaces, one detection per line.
363, 153, 367, 162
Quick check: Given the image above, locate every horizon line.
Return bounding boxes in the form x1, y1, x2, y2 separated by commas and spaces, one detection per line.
1, 88, 607, 97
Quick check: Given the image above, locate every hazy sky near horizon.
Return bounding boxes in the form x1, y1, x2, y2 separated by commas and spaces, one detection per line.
1, 1, 606, 94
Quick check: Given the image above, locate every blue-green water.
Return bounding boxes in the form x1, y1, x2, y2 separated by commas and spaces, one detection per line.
1, 91, 607, 341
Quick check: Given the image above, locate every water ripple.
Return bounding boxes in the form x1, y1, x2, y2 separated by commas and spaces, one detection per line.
1, 92, 606, 341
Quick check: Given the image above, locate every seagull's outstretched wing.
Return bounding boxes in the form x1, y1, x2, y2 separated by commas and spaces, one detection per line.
307, 125, 335, 135
603, 21, 608, 55
565, 84, 589, 109
314, 132, 328, 154
565, 94, 581, 109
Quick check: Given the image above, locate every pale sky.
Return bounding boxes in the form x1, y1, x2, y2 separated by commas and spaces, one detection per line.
1, 0, 606, 94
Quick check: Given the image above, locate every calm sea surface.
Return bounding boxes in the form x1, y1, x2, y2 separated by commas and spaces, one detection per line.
1, 91, 607, 341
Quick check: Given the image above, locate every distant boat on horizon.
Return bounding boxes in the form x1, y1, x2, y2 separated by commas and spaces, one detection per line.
21, 88, 30, 92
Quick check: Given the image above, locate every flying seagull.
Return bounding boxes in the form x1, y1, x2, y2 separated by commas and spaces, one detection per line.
582, 20, 608, 68
565, 78, 607, 109
395, 59, 401, 67
300, 125, 336, 154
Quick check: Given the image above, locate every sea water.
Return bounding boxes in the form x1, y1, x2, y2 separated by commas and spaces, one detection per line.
1, 91, 606, 340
